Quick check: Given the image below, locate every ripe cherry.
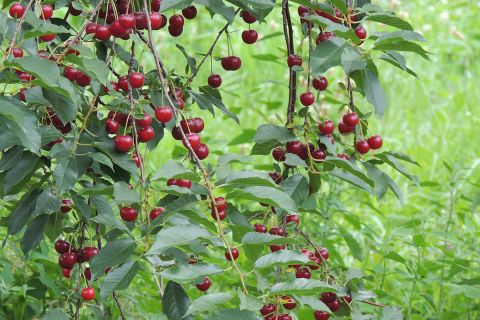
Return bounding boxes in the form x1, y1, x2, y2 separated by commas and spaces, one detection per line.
168, 25, 183, 37
313, 76, 328, 91
314, 311, 330, 320
285, 214, 300, 224
194, 143, 209, 160
176, 98, 185, 110
81, 247, 99, 262
316, 32, 334, 44
241, 10, 256, 24
11, 47, 23, 58
110, 20, 128, 38
176, 179, 192, 188
94, 25, 111, 41
182, 6, 197, 19
343, 295, 352, 303
55, 239, 71, 254
311, 149, 326, 162
212, 197, 227, 212
120, 207, 138, 222
129, 72, 144, 88
286, 140, 302, 155
295, 267, 311, 279
155, 106, 173, 123
300, 92, 315, 106
114, 135, 133, 152
76, 72, 91, 87
117, 76, 129, 91
81, 287, 96, 301
40, 5, 54, 20
316, 247, 329, 260
269, 227, 285, 236
298, 5, 309, 17
39, 34, 56, 42
150, 207, 164, 220
338, 121, 354, 134
151, 0, 161, 12
119, 14, 136, 28
282, 296, 296, 310
337, 153, 349, 160
193, 118, 204, 132
287, 54, 302, 68
136, 113, 152, 127
169, 14, 184, 28
183, 133, 201, 149
356, 140, 370, 154
367, 135, 383, 150
269, 244, 285, 252
59, 252, 77, 269
355, 26, 367, 40
62, 268, 71, 278
272, 147, 286, 161
195, 277, 211, 291
328, 300, 340, 312
84, 267, 92, 281
343, 112, 359, 127
260, 304, 276, 316
278, 314, 293, 320
18, 88, 27, 102
225, 248, 239, 261
211, 209, 227, 220
137, 126, 155, 142
133, 153, 142, 167
60, 199, 73, 213
321, 292, 337, 304
253, 223, 266, 233
319, 120, 334, 135
135, 12, 148, 29
150, 12, 164, 29
208, 74, 222, 88
68, 2, 82, 15
228, 56, 242, 71
86, 22, 98, 34
242, 30, 258, 44
103, 81, 119, 94
9, 3, 25, 18
269, 172, 282, 184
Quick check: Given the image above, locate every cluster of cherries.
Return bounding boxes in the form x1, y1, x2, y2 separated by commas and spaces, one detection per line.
119, 206, 165, 222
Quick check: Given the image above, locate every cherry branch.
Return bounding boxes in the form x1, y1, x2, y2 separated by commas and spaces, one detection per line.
5, 0, 35, 60
282, 0, 296, 126
73, 221, 86, 320
142, 0, 249, 294
185, 9, 241, 86
112, 292, 127, 319
297, 230, 334, 277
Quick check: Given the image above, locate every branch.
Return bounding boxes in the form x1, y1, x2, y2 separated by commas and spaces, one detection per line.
74, 222, 86, 320
112, 292, 127, 320
282, 0, 297, 127
5, 0, 35, 60
297, 230, 334, 277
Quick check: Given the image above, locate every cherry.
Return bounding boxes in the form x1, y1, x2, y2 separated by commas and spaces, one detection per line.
120, 207, 138, 222
114, 135, 133, 152
241, 10, 256, 24
269, 244, 285, 252
295, 267, 311, 279
81, 247, 99, 262
118, 76, 129, 91
62, 268, 71, 278
301, 248, 313, 258
212, 197, 227, 212
278, 314, 292, 320
169, 15, 184, 28
196, 277, 211, 291
211, 209, 227, 220
55, 239, 71, 254
40, 34, 56, 42
225, 248, 239, 261
286, 140, 302, 155
9, 3, 25, 18
300, 92, 315, 106
327, 300, 340, 312
40, 4, 54, 20
175, 87, 184, 99
192, 118, 204, 132
260, 304, 276, 316
108, 111, 129, 125
150, 13, 164, 30
343, 295, 352, 303
311, 149, 326, 162
135, 13, 148, 29
110, 20, 127, 38
76, 72, 91, 87
269, 172, 282, 184
155, 106, 173, 123
182, 133, 201, 149
285, 214, 300, 224
11, 47, 23, 58
119, 14, 136, 28
287, 54, 302, 68
86, 22, 98, 34
176, 179, 192, 188
81, 287, 96, 301
193, 143, 209, 160
151, 0, 161, 12
269, 227, 285, 236
208, 74, 222, 88
136, 113, 152, 127
314, 311, 330, 320
84, 268, 92, 281
282, 296, 296, 310
355, 140, 370, 154
316, 247, 329, 260
343, 112, 359, 127
171, 127, 183, 140
68, 3, 82, 16
133, 153, 142, 167
313, 76, 328, 91
94, 25, 111, 41
18, 88, 27, 102
59, 199, 72, 214
59, 252, 77, 269
338, 121, 354, 134
182, 6, 197, 19
337, 153, 349, 160
228, 56, 242, 71
297, 5, 309, 17
242, 30, 258, 44
319, 120, 334, 135
150, 207, 164, 220
129, 72, 144, 88
253, 223, 266, 233
168, 25, 183, 37
104, 81, 119, 94
316, 32, 334, 44
137, 126, 155, 142
176, 98, 185, 110
18, 72, 32, 82
355, 26, 367, 40
272, 147, 286, 161
367, 135, 383, 150
321, 292, 337, 304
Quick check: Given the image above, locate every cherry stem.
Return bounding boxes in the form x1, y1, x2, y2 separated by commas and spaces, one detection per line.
4, 0, 35, 60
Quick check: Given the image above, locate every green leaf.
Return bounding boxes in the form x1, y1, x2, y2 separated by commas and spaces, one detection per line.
311, 38, 350, 75
443, 283, 480, 299
3, 152, 39, 194
373, 40, 430, 60
90, 213, 132, 236
176, 44, 197, 74
152, 160, 196, 180
253, 124, 296, 144
33, 189, 61, 216
330, 169, 374, 194
296, 296, 332, 313
222, 170, 277, 187
205, 309, 262, 320
374, 30, 426, 43
23, 23, 70, 38
113, 181, 140, 203
21, 215, 48, 254
8, 190, 41, 235
363, 69, 387, 117
284, 153, 307, 167
255, 250, 311, 268
365, 13, 413, 30
281, 174, 309, 205
189, 87, 240, 124
271, 279, 335, 294
375, 153, 419, 184
325, 157, 374, 187
160, 0, 193, 11
382, 306, 403, 320
41, 308, 68, 320
161, 263, 223, 282
341, 46, 367, 74
81, 57, 110, 85
242, 232, 297, 245
379, 51, 418, 77
100, 261, 139, 300
53, 157, 78, 194
90, 238, 136, 280
227, 186, 296, 211
148, 225, 213, 255
238, 289, 263, 310
43, 89, 78, 123
338, 226, 363, 260
184, 293, 232, 317
163, 281, 193, 320
196, 0, 236, 23
328, 0, 347, 14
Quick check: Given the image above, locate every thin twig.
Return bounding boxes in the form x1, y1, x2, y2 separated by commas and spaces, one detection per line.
74, 222, 86, 320
112, 292, 127, 320
5, 0, 35, 60
282, 0, 296, 126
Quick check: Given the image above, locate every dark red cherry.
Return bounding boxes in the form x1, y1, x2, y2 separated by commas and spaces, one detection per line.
282, 296, 297, 310
211, 209, 227, 220
260, 304, 276, 316
285, 214, 300, 224
287, 54, 302, 68
311, 149, 326, 162
182, 133, 201, 149
253, 223, 266, 233
150, 207, 164, 220
338, 121, 354, 134
61, 199, 73, 213
168, 25, 183, 36
119, 14, 136, 29
40, 5, 54, 20
169, 14, 184, 28
94, 25, 111, 41
81, 247, 99, 262
314, 311, 330, 320
269, 227, 285, 236
114, 135, 133, 152
242, 30, 258, 44
120, 207, 138, 222
155, 106, 173, 123
319, 120, 334, 135
295, 267, 311, 279
208, 74, 222, 88
11, 47, 23, 58
106, 119, 119, 134
225, 247, 239, 261
355, 140, 370, 154
182, 6, 197, 19
55, 239, 71, 254
328, 300, 340, 312
81, 287, 95, 301
136, 113, 152, 127
194, 143, 209, 160
39, 34, 56, 42
151, 0, 161, 12
176, 179, 192, 188
272, 147, 286, 161
86, 22, 98, 34
269, 244, 285, 252
321, 292, 337, 304
286, 140, 302, 155
343, 112, 359, 127
300, 92, 314, 106
298, 5, 309, 17
9, 3, 25, 18
313, 76, 328, 91
195, 277, 211, 291
150, 13, 164, 29
59, 252, 77, 269
228, 56, 242, 71
241, 10, 256, 23
367, 135, 383, 150
137, 125, 155, 142
68, 2, 82, 16
128, 72, 144, 88
355, 26, 367, 40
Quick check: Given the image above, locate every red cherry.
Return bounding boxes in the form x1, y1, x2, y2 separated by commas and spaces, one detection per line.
110, 20, 127, 38
314, 311, 330, 320
241, 10, 256, 24
316, 32, 335, 45
211, 210, 227, 220
150, 12, 164, 30
171, 126, 183, 140
295, 267, 311, 279
176, 99, 185, 110
18, 88, 27, 102
104, 119, 119, 134
269, 172, 282, 184
55, 239, 71, 254
208, 74, 222, 88
120, 207, 138, 222
114, 135, 133, 152
355, 140, 370, 154
182, 6, 197, 19
11, 47, 23, 58
9, 3, 25, 18
194, 143, 209, 160
81, 287, 96, 301
337, 153, 349, 160
150, 207, 164, 220
311, 149, 326, 162
176, 179, 192, 188
285, 214, 300, 224
68, 2, 82, 15
192, 118, 204, 133
135, 12, 148, 29
133, 153, 142, 167
196, 277, 211, 291
260, 304, 276, 316
151, 0, 161, 12
182, 133, 201, 149
282, 296, 297, 310
269, 244, 285, 252
228, 56, 242, 71
40, 4, 54, 20
272, 147, 286, 161
40, 34, 56, 42
136, 113, 152, 127
167, 179, 176, 186
338, 121, 354, 134
278, 314, 292, 320
298, 5, 309, 16
155, 106, 173, 123
94, 25, 111, 41
343, 112, 359, 127
327, 300, 340, 312
287, 54, 302, 68
18, 72, 32, 82
168, 24, 183, 37
253, 223, 266, 233
355, 26, 367, 40
343, 295, 352, 303
242, 30, 258, 44
169, 15, 184, 28
84, 267, 92, 281
81, 247, 99, 262
129, 72, 144, 89
321, 292, 337, 304
367, 135, 383, 150
86, 22, 98, 34
104, 81, 119, 94
319, 120, 334, 135
269, 227, 285, 236
313, 76, 328, 91
61, 199, 73, 213
137, 125, 155, 142
59, 252, 77, 269
119, 14, 136, 28
118, 76, 129, 91
62, 268, 71, 278
316, 247, 329, 260
225, 248, 239, 261
76, 72, 91, 87
300, 92, 314, 106
286, 140, 302, 155
212, 197, 227, 211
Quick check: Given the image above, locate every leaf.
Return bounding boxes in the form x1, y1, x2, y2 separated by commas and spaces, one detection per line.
296, 296, 332, 313
41, 308, 68, 320
90, 238, 136, 280
374, 30, 426, 43
8, 190, 41, 235
33, 189, 61, 216
205, 309, 262, 320
382, 306, 403, 320
330, 169, 374, 194
163, 281, 193, 320
71, 195, 91, 219
341, 46, 367, 74
271, 279, 335, 294
160, 0, 194, 11
238, 289, 262, 310
218, 153, 251, 165
255, 250, 311, 268
338, 226, 363, 260
189, 87, 240, 124
373, 40, 431, 60
328, 0, 347, 14
325, 157, 374, 187
161, 263, 223, 282
375, 153, 419, 185
379, 51, 417, 77
222, 170, 277, 187
184, 293, 232, 317
3, 152, 39, 194
365, 13, 413, 30
113, 181, 140, 203
281, 174, 309, 205
152, 160, 196, 180
53, 157, 78, 194
81, 57, 110, 85
443, 283, 480, 299
176, 44, 197, 74
23, 23, 70, 38
196, 0, 236, 23
99, 261, 139, 300
90, 214, 132, 236
21, 215, 48, 254
148, 225, 213, 254
364, 162, 403, 203
284, 153, 307, 167
311, 38, 350, 75
92, 195, 114, 215
227, 186, 296, 211
253, 124, 296, 145
242, 232, 297, 245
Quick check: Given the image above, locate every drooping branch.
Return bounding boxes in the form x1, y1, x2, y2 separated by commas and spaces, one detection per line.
282, 0, 297, 127
5, 0, 35, 60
